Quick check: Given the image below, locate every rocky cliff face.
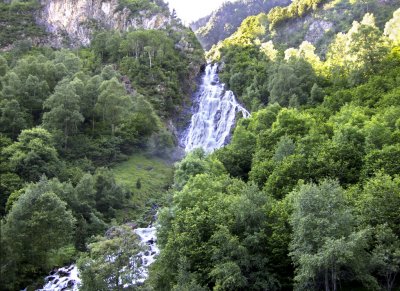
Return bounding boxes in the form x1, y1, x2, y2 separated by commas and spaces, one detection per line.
37, 0, 171, 47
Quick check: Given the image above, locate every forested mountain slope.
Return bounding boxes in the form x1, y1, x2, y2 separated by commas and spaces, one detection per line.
151, 7, 400, 291
1, 0, 400, 290
191, 0, 291, 50
195, 0, 398, 55
0, 0, 204, 289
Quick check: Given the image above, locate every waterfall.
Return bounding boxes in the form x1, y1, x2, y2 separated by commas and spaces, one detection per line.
184, 63, 250, 153
33, 64, 248, 290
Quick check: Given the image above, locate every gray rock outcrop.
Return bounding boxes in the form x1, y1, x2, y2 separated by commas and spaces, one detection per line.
37, 0, 172, 47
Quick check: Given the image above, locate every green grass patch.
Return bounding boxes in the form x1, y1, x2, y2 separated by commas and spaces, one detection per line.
112, 153, 174, 225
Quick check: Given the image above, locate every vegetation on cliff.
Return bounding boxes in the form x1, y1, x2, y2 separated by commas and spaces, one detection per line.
191, 0, 291, 50
0, 0, 46, 47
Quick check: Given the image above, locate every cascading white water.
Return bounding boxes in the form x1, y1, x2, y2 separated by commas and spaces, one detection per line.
133, 227, 159, 284
38, 265, 81, 291
35, 226, 158, 290
184, 63, 250, 153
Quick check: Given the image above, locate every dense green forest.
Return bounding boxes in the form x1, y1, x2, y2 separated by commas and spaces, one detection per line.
1, 0, 400, 290
0, 0, 203, 289
149, 7, 400, 291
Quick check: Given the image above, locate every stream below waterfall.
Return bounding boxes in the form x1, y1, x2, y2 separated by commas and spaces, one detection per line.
34, 227, 158, 291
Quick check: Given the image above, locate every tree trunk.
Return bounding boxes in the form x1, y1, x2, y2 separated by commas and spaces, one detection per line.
148, 51, 152, 68
387, 271, 397, 291
325, 269, 330, 291
332, 264, 337, 291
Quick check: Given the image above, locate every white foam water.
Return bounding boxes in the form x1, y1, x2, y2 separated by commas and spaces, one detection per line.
34, 225, 158, 290
184, 63, 249, 153
132, 227, 159, 284
38, 265, 81, 291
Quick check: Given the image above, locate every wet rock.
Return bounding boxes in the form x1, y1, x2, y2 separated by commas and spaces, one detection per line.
58, 270, 70, 277
67, 280, 75, 287
214, 110, 222, 124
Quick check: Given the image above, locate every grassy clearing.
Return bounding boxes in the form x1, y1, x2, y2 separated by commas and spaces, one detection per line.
112, 153, 174, 225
